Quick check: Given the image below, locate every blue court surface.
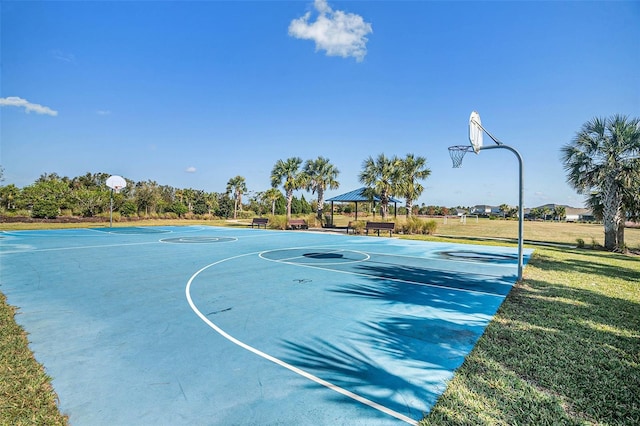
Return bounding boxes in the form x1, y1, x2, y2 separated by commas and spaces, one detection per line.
1, 226, 532, 425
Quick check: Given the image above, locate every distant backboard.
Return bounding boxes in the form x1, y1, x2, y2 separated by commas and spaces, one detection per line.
106, 175, 126, 192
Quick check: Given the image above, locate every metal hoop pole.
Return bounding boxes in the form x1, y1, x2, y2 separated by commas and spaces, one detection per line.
480, 144, 524, 281
471, 118, 503, 145
110, 189, 114, 228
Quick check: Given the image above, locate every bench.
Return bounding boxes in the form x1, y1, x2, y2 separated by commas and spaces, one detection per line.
249, 218, 268, 229
288, 219, 308, 230
365, 221, 395, 237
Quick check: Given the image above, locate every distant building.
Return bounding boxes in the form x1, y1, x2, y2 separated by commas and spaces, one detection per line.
450, 208, 468, 217
470, 205, 501, 216
531, 203, 594, 222
564, 207, 594, 222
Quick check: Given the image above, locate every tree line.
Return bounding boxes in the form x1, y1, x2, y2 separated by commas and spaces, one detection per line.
0, 153, 433, 222
0, 171, 317, 220
2, 113, 638, 253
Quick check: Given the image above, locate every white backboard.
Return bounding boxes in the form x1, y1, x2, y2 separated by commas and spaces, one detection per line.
469, 111, 483, 154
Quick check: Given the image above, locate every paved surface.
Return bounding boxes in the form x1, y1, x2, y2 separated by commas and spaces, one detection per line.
1, 226, 532, 425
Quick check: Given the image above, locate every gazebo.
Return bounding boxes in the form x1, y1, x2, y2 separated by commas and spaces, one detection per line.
326, 187, 402, 226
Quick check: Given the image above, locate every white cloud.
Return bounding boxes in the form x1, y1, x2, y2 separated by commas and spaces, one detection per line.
0, 97, 58, 116
97, 110, 111, 115
51, 49, 76, 63
288, 0, 373, 62
185, 166, 197, 173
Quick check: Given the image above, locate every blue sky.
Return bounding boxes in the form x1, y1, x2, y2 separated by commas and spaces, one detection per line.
1, 0, 638, 208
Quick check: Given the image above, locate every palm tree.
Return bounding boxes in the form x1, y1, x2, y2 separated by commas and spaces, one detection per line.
262, 188, 281, 216
135, 180, 161, 216
271, 157, 306, 219
397, 154, 430, 218
561, 115, 640, 252
0, 184, 19, 210
303, 156, 340, 220
359, 154, 400, 220
499, 203, 511, 219
226, 175, 247, 219
553, 205, 566, 221
181, 188, 197, 212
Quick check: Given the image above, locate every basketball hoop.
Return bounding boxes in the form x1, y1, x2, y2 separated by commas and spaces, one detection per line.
446, 111, 525, 281
106, 175, 127, 228
106, 175, 126, 192
448, 145, 474, 168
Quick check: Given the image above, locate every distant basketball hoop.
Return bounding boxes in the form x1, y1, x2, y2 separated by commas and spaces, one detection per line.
106, 175, 127, 228
106, 175, 126, 192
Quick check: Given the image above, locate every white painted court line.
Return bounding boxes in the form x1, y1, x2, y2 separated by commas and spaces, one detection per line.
2, 229, 109, 237
185, 253, 419, 426
0, 241, 159, 254
259, 248, 371, 265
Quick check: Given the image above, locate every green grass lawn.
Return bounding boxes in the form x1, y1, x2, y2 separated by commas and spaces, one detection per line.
418, 245, 639, 425
0, 293, 68, 425
1, 220, 638, 425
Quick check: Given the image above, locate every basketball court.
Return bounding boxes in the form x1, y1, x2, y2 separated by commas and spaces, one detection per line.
1, 226, 532, 425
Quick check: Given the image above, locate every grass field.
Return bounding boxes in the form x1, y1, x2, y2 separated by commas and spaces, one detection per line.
329, 214, 640, 249
418, 244, 639, 425
2, 215, 639, 250
1, 219, 638, 425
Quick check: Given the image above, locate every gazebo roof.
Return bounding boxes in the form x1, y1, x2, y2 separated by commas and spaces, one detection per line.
327, 187, 402, 203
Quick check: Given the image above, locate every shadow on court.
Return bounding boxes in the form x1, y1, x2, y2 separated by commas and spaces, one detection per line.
281, 314, 487, 418
348, 262, 514, 297
278, 262, 510, 419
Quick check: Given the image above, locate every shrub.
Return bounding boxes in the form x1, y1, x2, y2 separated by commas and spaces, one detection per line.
192, 202, 208, 215
267, 215, 288, 230
305, 213, 320, 228
422, 219, 437, 235
349, 220, 366, 235
576, 238, 585, 248
168, 202, 188, 217
238, 210, 255, 219
120, 201, 137, 217
400, 217, 437, 235
31, 199, 59, 219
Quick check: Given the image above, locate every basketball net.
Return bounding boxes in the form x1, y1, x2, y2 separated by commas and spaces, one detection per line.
448, 145, 474, 168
